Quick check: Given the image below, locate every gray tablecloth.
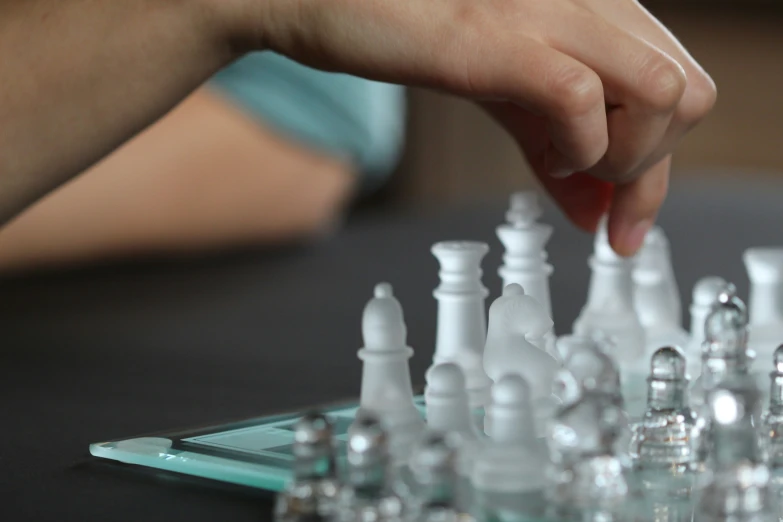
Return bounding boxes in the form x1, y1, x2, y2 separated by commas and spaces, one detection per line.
0, 175, 780, 520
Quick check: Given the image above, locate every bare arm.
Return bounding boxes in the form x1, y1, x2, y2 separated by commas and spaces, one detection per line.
0, 88, 355, 272
0, 0, 236, 224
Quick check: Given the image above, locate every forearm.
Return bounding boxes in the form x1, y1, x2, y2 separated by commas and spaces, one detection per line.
0, 0, 238, 224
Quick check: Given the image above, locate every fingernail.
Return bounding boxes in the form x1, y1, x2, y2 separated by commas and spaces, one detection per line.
621, 219, 652, 255
549, 167, 575, 179
544, 149, 575, 179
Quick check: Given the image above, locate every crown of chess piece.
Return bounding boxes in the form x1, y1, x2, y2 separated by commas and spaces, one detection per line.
274, 412, 340, 522
335, 413, 405, 522
632, 347, 700, 471
697, 378, 774, 522
760, 345, 783, 468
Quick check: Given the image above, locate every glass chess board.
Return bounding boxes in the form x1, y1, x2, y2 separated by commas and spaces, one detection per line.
90, 397, 427, 492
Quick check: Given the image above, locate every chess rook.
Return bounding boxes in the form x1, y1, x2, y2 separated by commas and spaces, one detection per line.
431, 241, 493, 408
496, 192, 555, 342
744, 247, 783, 364
355, 283, 424, 459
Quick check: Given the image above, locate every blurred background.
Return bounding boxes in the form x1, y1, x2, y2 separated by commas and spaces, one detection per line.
0, 0, 780, 273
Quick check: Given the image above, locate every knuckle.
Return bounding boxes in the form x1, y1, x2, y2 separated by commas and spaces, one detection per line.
676, 70, 718, 127
547, 65, 604, 120
637, 54, 687, 112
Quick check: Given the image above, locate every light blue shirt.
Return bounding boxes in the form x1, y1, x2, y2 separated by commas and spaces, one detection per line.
209, 52, 407, 192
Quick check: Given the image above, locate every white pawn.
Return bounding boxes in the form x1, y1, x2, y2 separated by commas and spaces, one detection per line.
632, 227, 689, 358
472, 374, 548, 494
355, 283, 424, 460
483, 284, 559, 433
744, 247, 783, 365
430, 241, 494, 409
424, 363, 480, 476
572, 215, 646, 400
685, 276, 727, 379
496, 192, 556, 355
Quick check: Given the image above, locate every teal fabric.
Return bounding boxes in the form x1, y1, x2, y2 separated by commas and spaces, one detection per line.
209, 52, 406, 190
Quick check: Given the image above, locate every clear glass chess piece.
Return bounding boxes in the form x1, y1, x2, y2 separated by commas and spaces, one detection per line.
334, 413, 405, 522
632, 347, 700, 472
274, 412, 341, 522
406, 431, 468, 522
690, 287, 754, 409
696, 377, 775, 522
630, 347, 698, 522
760, 345, 783, 468
546, 392, 641, 521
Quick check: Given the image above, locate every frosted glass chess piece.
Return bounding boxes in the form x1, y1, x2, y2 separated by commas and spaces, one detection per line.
696, 378, 774, 522
546, 391, 636, 521
632, 347, 700, 472
274, 413, 341, 522
470, 374, 549, 522
496, 191, 557, 356
573, 214, 647, 404
335, 413, 406, 522
690, 287, 754, 411
354, 283, 424, 461
744, 248, 783, 367
632, 227, 689, 359
423, 363, 480, 476
760, 345, 783, 468
482, 283, 559, 432
472, 374, 549, 493
430, 241, 494, 408
686, 276, 728, 379
407, 431, 462, 522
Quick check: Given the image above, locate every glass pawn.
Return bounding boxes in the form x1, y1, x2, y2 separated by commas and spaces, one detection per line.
406, 430, 464, 522
333, 412, 405, 522
546, 392, 638, 521
631, 347, 698, 522
274, 412, 341, 522
760, 344, 783, 468
690, 286, 753, 409
632, 346, 700, 472
696, 376, 774, 522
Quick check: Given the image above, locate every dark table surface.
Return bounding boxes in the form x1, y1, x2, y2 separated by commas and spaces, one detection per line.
0, 176, 780, 521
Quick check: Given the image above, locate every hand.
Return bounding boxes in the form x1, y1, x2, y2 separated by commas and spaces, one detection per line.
239, 0, 716, 255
